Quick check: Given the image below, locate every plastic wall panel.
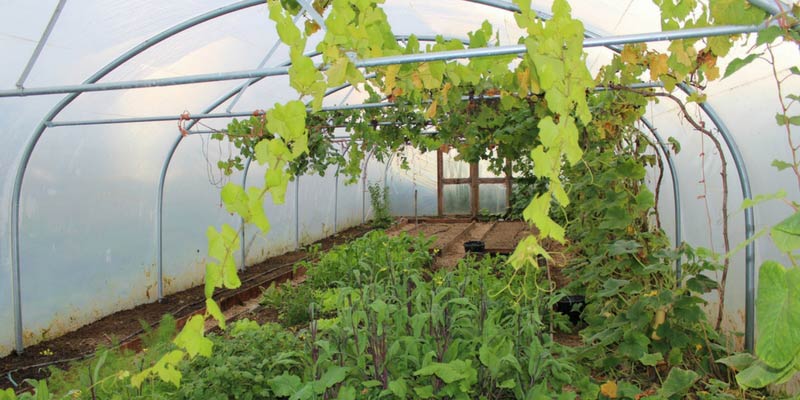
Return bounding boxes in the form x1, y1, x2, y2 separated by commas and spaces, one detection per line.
0, 94, 71, 355
162, 134, 243, 293
386, 148, 438, 217
13, 123, 167, 347
298, 167, 338, 246
336, 169, 367, 231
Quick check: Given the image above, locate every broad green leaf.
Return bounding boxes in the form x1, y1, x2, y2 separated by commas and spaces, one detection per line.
388, 379, 408, 398
757, 25, 784, 45
710, 0, 767, 25
265, 168, 291, 204
270, 373, 303, 397
315, 366, 348, 392
414, 385, 434, 398
771, 212, 800, 253
337, 386, 356, 400
686, 274, 718, 293
717, 353, 757, 371
206, 298, 226, 330
221, 183, 249, 219
617, 381, 642, 398
639, 352, 663, 367
326, 57, 349, 87
414, 360, 476, 385
538, 117, 559, 149
499, 378, 516, 389
268, 0, 303, 48
205, 261, 222, 298
132, 350, 185, 388
658, 368, 699, 398
266, 101, 307, 141
723, 54, 760, 79
597, 279, 630, 298
173, 315, 213, 358
755, 261, 800, 368
772, 159, 794, 171
736, 358, 797, 388
247, 187, 271, 233
740, 190, 787, 210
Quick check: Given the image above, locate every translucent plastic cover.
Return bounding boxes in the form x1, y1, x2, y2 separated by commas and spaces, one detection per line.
0, 0, 796, 355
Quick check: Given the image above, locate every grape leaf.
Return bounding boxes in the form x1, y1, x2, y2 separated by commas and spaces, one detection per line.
755, 261, 800, 368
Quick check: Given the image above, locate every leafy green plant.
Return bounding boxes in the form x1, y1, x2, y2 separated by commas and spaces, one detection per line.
368, 183, 393, 229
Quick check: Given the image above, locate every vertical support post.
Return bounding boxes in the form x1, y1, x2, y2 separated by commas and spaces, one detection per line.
362, 149, 375, 224
414, 189, 418, 227
157, 136, 184, 302
295, 176, 300, 250
240, 157, 253, 270
470, 162, 479, 219
505, 158, 513, 213
333, 171, 339, 235
437, 147, 444, 216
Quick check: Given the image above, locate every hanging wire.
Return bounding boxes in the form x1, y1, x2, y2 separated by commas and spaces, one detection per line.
190, 118, 232, 189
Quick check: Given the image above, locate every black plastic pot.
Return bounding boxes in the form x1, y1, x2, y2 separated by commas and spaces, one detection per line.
555, 295, 586, 325
463, 240, 485, 254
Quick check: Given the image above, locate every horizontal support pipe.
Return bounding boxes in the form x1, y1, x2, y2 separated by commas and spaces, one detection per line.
0, 25, 762, 98
47, 82, 662, 127
442, 177, 507, 185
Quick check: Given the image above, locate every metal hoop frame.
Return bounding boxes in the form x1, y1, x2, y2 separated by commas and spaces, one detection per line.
7, 0, 780, 354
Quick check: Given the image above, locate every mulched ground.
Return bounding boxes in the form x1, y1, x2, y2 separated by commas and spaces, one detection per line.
0, 224, 373, 390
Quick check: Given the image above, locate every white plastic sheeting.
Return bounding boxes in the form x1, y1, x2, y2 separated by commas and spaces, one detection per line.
0, 0, 796, 355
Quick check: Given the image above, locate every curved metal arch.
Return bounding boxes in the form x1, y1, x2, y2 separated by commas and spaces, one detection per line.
7, 0, 770, 355
8, 0, 265, 354
678, 83, 756, 352
640, 117, 683, 281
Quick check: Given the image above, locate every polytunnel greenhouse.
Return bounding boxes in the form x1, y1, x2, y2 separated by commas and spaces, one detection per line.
1, 0, 799, 398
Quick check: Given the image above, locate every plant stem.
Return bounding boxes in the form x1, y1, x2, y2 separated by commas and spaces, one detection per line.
613, 85, 731, 331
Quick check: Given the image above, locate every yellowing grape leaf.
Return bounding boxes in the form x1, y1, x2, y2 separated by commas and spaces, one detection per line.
600, 380, 618, 398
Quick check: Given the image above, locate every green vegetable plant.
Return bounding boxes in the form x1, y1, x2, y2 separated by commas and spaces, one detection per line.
368, 183, 393, 229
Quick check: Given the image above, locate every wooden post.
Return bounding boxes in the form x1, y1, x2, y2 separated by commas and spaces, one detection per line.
437, 146, 444, 216
470, 162, 479, 219
505, 158, 513, 212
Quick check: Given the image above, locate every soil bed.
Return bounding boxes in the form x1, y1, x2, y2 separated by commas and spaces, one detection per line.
2, 218, 575, 393
0, 224, 372, 390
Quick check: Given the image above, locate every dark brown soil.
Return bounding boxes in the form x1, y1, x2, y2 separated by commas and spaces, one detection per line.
0, 224, 372, 390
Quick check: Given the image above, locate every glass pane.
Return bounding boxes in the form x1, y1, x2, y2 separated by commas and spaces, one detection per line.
443, 184, 471, 215
478, 149, 505, 178
443, 148, 470, 179
479, 184, 508, 215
